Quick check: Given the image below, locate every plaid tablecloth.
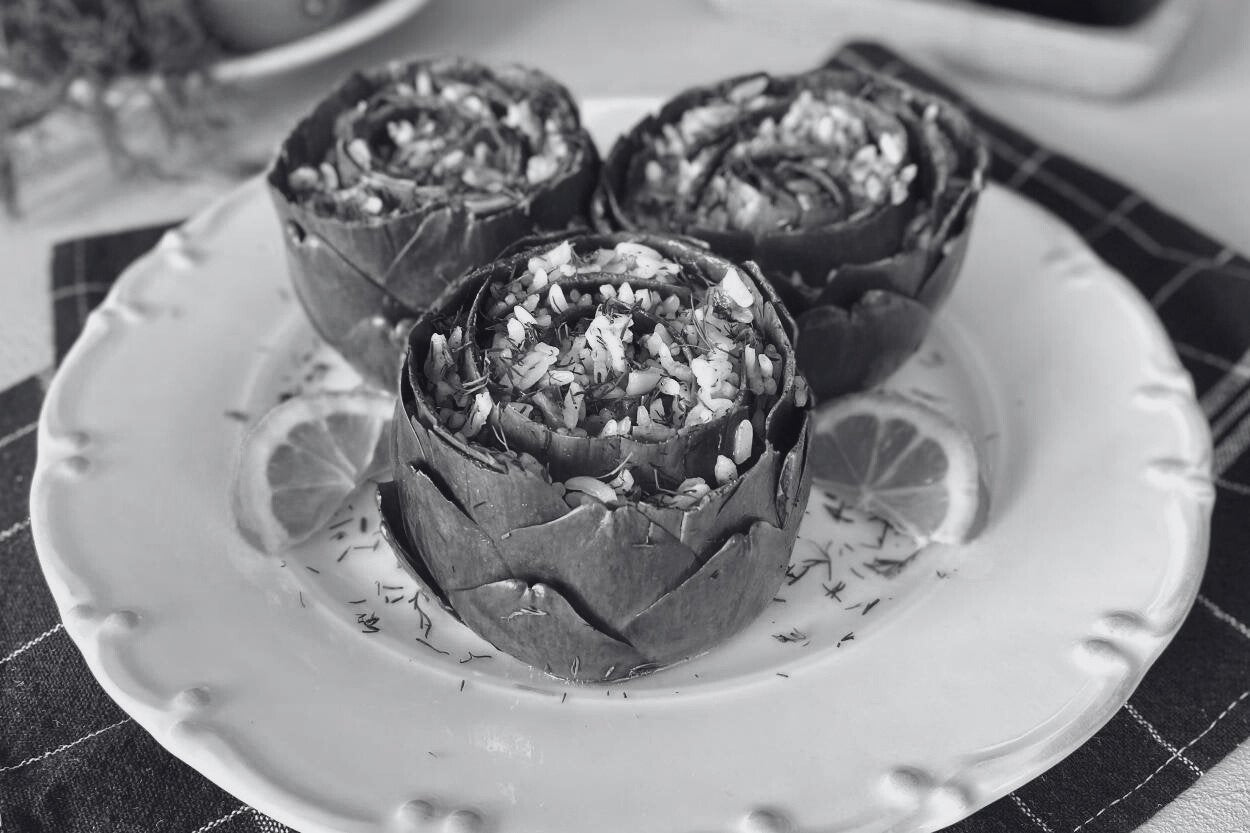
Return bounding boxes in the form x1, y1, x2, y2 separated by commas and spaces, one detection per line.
4, 43, 1250, 833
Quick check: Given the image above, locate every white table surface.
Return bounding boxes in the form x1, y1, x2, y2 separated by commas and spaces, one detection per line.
2, 0, 1247, 829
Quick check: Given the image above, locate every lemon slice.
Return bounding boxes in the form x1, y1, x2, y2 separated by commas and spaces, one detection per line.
810, 391, 989, 545
232, 390, 395, 553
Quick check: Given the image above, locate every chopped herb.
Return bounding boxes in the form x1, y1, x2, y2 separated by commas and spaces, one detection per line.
824, 502, 849, 523
863, 553, 918, 579
305, 566, 320, 574
415, 637, 449, 656
785, 551, 832, 585
224, 410, 250, 422
328, 518, 354, 530
863, 598, 880, 615
772, 628, 808, 644
412, 594, 433, 639
822, 580, 846, 601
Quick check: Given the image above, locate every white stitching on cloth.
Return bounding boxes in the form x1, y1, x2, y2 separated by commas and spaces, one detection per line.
251, 810, 290, 832
1211, 380, 1250, 442
0, 623, 64, 667
983, 134, 1250, 279
1011, 794, 1054, 832
0, 518, 30, 544
1197, 594, 1250, 641
0, 420, 36, 452
1215, 477, 1250, 496
1153, 248, 1235, 309
1176, 342, 1250, 377
1072, 690, 1250, 831
1083, 193, 1144, 243
985, 135, 1107, 218
1125, 704, 1203, 777
1004, 148, 1051, 191
50, 282, 117, 303
188, 805, 251, 833
0, 719, 129, 773
1213, 401, 1250, 474
1178, 343, 1250, 422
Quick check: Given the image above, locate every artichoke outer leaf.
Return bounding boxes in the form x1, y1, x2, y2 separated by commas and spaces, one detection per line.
395, 464, 514, 591
637, 445, 782, 554
266, 205, 419, 389
496, 400, 748, 488
794, 291, 930, 400
915, 209, 976, 312
496, 502, 701, 634
397, 381, 571, 539
814, 245, 930, 310
775, 412, 814, 531
754, 198, 913, 289
622, 519, 794, 665
376, 481, 454, 613
449, 581, 648, 683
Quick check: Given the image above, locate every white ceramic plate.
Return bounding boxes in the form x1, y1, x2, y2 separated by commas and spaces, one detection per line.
209, 0, 430, 83
30, 99, 1213, 833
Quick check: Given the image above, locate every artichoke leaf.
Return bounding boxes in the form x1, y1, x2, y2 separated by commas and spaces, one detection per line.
496, 400, 748, 487
754, 198, 913, 289
496, 502, 701, 634
795, 291, 930, 400
270, 205, 420, 389
622, 519, 795, 664
638, 443, 782, 553
449, 581, 648, 683
396, 391, 571, 539
394, 465, 514, 591
377, 481, 453, 612
775, 412, 813, 531
915, 215, 975, 311
813, 245, 930, 310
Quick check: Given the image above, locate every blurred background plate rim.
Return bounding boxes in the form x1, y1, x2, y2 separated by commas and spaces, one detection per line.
208, 0, 432, 83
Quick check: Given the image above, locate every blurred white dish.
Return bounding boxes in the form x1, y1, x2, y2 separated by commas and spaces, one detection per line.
209, 0, 430, 83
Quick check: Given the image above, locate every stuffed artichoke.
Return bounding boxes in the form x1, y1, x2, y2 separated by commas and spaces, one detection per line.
380, 232, 813, 682
268, 57, 599, 388
592, 66, 987, 400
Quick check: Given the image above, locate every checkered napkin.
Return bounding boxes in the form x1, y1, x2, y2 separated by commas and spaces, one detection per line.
4, 42, 1250, 833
